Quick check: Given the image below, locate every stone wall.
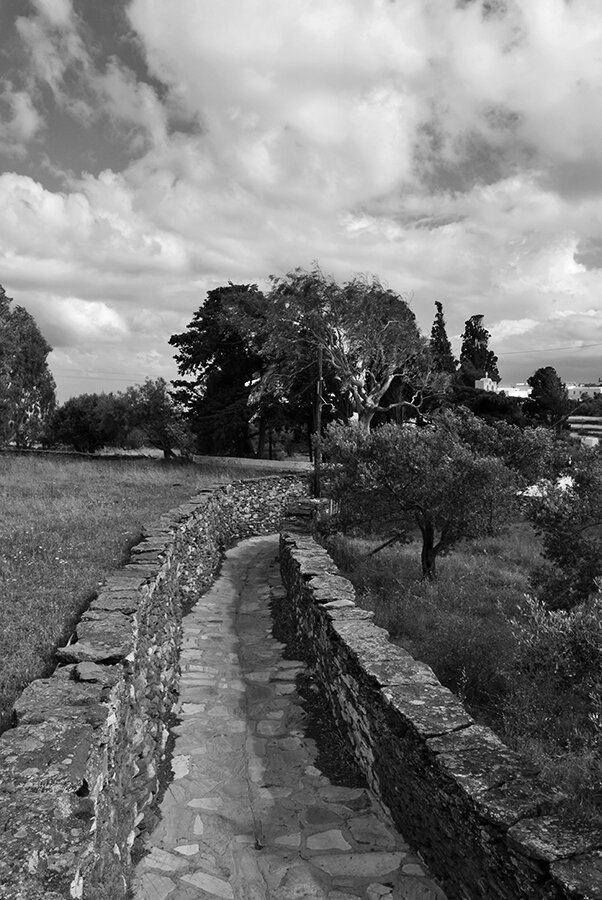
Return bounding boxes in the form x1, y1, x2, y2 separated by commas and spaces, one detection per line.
279, 518, 602, 900
0, 475, 307, 900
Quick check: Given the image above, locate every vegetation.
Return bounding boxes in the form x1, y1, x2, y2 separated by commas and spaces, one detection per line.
323, 419, 517, 580
526, 447, 602, 610
264, 267, 443, 432
0, 285, 56, 448
429, 300, 457, 374
458, 313, 500, 386
170, 283, 270, 457
324, 525, 602, 822
320, 410, 602, 821
0, 453, 265, 733
524, 365, 573, 433
47, 378, 192, 457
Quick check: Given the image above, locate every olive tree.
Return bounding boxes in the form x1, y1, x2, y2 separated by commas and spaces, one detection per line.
324, 422, 517, 580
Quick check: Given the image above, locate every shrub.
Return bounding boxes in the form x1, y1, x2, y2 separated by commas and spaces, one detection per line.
526, 448, 602, 609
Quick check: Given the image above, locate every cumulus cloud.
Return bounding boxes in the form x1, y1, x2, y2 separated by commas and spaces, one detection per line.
3, 0, 602, 398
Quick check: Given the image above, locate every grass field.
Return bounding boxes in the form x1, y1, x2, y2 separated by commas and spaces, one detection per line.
0, 452, 288, 732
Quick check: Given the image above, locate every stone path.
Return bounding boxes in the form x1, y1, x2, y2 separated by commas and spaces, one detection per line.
132, 535, 447, 900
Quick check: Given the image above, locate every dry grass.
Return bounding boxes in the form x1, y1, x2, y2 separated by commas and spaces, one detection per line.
0, 453, 270, 731
324, 523, 602, 823
324, 523, 538, 713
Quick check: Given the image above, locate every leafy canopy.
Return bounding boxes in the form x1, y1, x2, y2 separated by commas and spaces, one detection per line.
324, 420, 517, 580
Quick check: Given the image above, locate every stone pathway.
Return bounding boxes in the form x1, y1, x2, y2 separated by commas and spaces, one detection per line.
132, 535, 447, 900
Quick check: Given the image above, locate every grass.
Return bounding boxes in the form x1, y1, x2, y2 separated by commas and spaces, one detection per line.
324, 524, 537, 713
324, 523, 602, 824
0, 453, 279, 732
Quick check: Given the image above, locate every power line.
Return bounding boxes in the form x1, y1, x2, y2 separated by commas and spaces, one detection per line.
497, 341, 602, 356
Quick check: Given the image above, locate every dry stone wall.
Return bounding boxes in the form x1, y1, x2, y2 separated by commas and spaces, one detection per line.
279, 510, 602, 900
0, 475, 307, 900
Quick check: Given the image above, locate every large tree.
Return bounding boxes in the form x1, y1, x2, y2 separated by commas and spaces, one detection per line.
169, 284, 268, 456
429, 301, 457, 374
264, 267, 439, 433
458, 314, 500, 386
0, 286, 56, 447
324, 421, 517, 580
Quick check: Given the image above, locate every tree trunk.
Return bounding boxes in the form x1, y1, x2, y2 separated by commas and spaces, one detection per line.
314, 344, 323, 498
420, 521, 437, 581
256, 417, 267, 459
357, 408, 375, 433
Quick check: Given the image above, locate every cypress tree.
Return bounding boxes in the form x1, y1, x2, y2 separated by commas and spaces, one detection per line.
429, 301, 457, 373
459, 314, 500, 386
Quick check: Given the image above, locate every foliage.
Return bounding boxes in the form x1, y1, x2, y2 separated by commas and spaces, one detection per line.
458, 314, 500, 386
576, 394, 602, 417
264, 267, 442, 432
323, 421, 517, 579
504, 592, 602, 749
434, 406, 560, 484
526, 448, 602, 609
327, 526, 602, 821
170, 283, 269, 456
0, 286, 56, 447
429, 300, 457, 374
48, 392, 130, 453
524, 366, 573, 433
122, 378, 193, 458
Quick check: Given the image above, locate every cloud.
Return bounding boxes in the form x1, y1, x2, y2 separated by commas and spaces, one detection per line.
32, 0, 75, 29
0, 83, 45, 155
4, 0, 602, 399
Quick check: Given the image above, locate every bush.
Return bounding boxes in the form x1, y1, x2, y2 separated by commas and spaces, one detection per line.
526, 448, 602, 609
502, 591, 602, 819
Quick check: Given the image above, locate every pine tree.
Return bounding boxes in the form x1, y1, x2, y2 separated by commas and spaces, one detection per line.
459, 314, 500, 386
429, 301, 457, 373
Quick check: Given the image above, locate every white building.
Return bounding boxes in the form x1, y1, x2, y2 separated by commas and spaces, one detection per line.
566, 384, 602, 401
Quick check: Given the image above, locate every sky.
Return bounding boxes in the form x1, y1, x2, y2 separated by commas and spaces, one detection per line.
1, 0, 602, 402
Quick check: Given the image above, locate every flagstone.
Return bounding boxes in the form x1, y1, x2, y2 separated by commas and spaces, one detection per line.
132, 536, 446, 900
312, 852, 404, 878
180, 871, 234, 898
306, 829, 352, 851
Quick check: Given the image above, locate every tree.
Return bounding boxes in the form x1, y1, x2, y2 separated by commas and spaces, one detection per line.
434, 407, 558, 485
324, 422, 517, 580
122, 378, 193, 459
49, 393, 128, 453
264, 267, 440, 433
170, 284, 270, 456
429, 301, 457, 374
526, 448, 602, 609
458, 314, 500, 386
523, 366, 572, 434
0, 286, 56, 447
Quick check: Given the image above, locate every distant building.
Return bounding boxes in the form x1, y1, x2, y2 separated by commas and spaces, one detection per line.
474, 375, 500, 392
498, 383, 531, 399
566, 383, 602, 401
474, 377, 602, 403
